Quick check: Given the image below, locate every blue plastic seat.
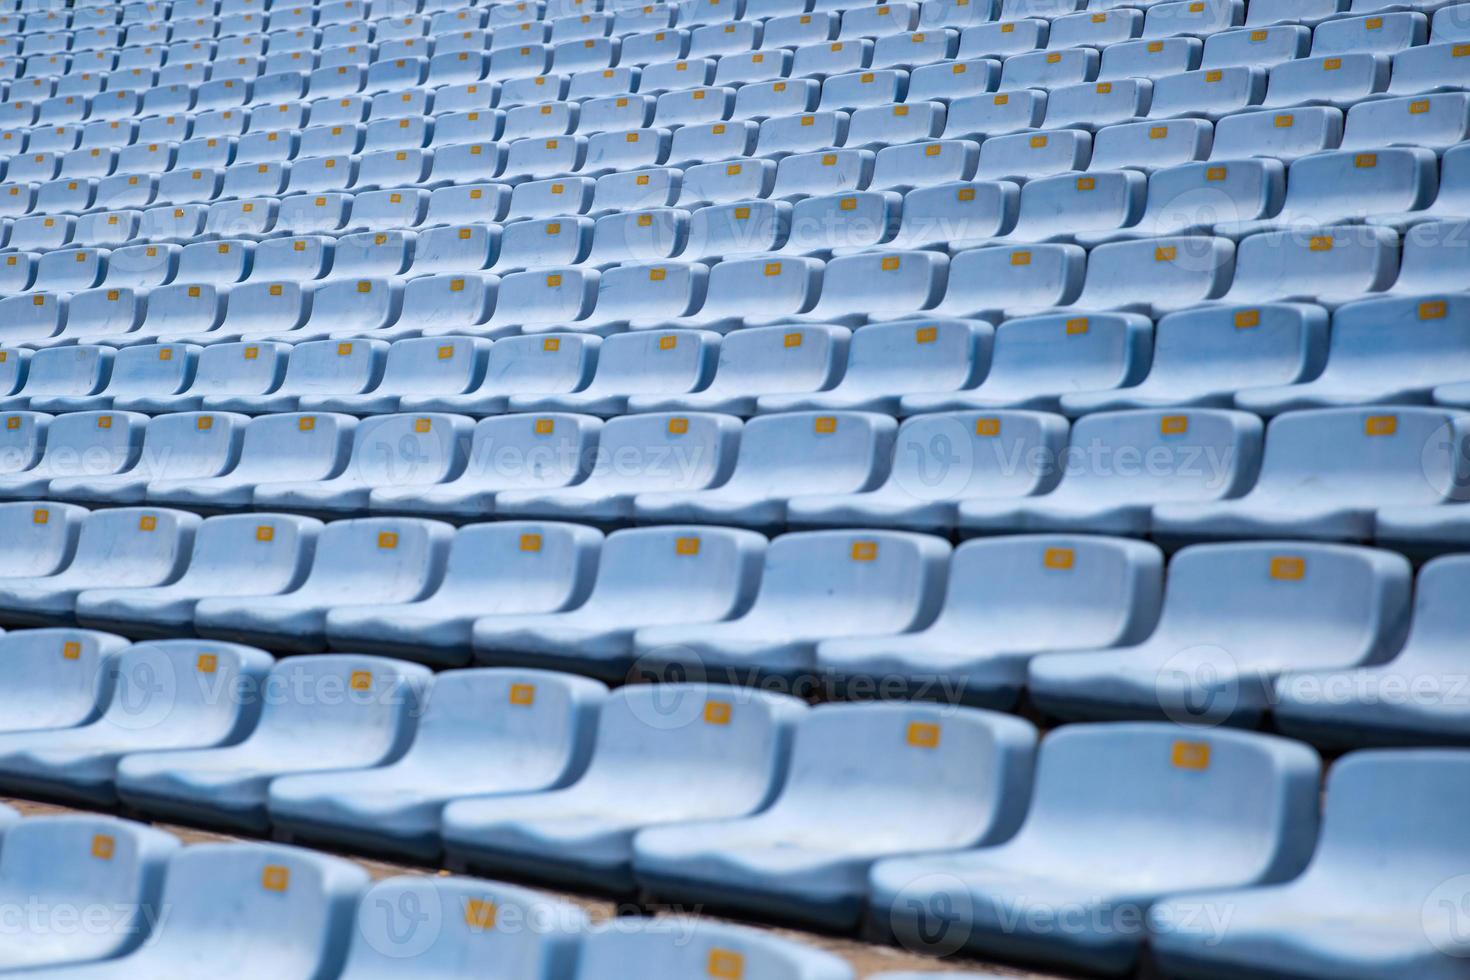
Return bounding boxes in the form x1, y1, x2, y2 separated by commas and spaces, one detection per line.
818, 535, 1161, 707
1151, 750, 1470, 979
573, 917, 852, 980
634, 703, 1038, 929
0, 506, 199, 624
194, 517, 454, 652
0, 639, 274, 806
441, 683, 805, 891
114, 654, 428, 832
8, 841, 369, 978
335, 876, 588, 978
870, 723, 1321, 975
1029, 541, 1411, 726
634, 529, 950, 679
75, 514, 321, 639
1153, 407, 1470, 542
0, 628, 129, 734
958, 408, 1263, 536
269, 669, 603, 859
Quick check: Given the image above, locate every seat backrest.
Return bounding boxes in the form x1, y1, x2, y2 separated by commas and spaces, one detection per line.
1056, 408, 1263, 499
137, 411, 248, 481
727, 411, 897, 488
582, 329, 718, 394
104, 344, 200, 399
0, 501, 88, 577
297, 516, 452, 596
126, 843, 367, 977
176, 513, 321, 594
38, 410, 147, 479
276, 339, 389, 396
230, 412, 357, 479
0, 627, 130, 730
1013, 723, 1319, 881
747, 529, 950, 633
702, 324, 849, 395
190, 342, 291, 397
341, 413, 471, 486
341, 875, 588, 978
242, 654, 429, 757
21, 345, 113, 397
889, 410, 1070, 500
430, 521, 600, 612
479, 334, 600, 395
573, 918, 852, 980
0, 408, 47, 474
589, 412, 739, 491
99, 639, 275, 741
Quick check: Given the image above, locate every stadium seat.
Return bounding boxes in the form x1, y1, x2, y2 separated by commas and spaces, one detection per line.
1270, 556, 1470, 746
9, 842, 369, 977
1216, 148, 1438, 237
49, 412, 247, 506
817, 535, 1161, 707
1060, 304, 1329, 414
472, 525, 766, 682
633, 529, 949, 679
194, 517, 454, 652
1031, 540, 1412, 727
440, 683, 805, 891
979, 170, 1146, 244
0, 411, 146, 505
28, 345, 196, 416
0, 507, 199, 625
0, 628, 129, 734
1151, 750, 1470, 978
1113, 159, 1284, 241
1217, 225, 1400, 308
268, 669, 605, 859
774, 251, 948, 326
0, 815, 181, 972
634, 703, 1037, 929
508, 330, 719, 416
324, 521, 600, 663
204, 339, 389, 416
399, 334, 599, 417
75, 514, 321, 639
870, 724, 1320, 975
300, 337, 490, 416
114, 654, 428, 832
335, 876, 588, 978
958, 408, 1262, 535
1153, 407, 1470, 542
1235, 296, 1470, 415
899, 312, 1152, 413
573, 918, 853, 980
633, 411, 896, 529
1059, 236, 1235, 314
116, 342, 288, 415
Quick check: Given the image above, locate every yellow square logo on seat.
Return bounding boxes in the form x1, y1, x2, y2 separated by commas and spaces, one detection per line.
1065, 318, 1089, 335
1420, 300, 1447, 320
851, 540, 878, 561
378, 532, 398, 549
1043, 547, 1074, 570
196, 416, 213, 431
1365, 414, 1397, 436
814, 416, 837, 433
668, 417, 689, 434
906, 722, 940, 748
976, 417, 1000, 437
350, 671, 372, 691
1010, 250, 1030, 266
915, 326, 938, 344
256, 525, 274, 543
138, 516, 157, 535
262, 866, 289, 892
197, 653, 218, 674
91, 834, 114, 860
298, 416, 315, 431
1171, 741, 1210, 770
1160, 415, 1188, 435
1234, 309, 1260, 328
676, 536, 701, 555
704, 701, 732, 725
465, 898, 497, 930
1270, 556, 1305, 580
520, 533, 542, 553
62, 641, 80, 660
414, 418, 431, 433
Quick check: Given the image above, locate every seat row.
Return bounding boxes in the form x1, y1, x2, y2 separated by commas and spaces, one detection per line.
2, 278, 1466, 419
0, 502, 1460, 714
0, 645, 1458, 979
0, 809, 859, 979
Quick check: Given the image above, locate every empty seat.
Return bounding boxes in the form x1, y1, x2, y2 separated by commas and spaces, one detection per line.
1116, 159, 1284, 240
324, 522, 601, 663
0, 628, 131, 735
400, 334, 600, 418
870, 724, 1320, 975
573, 918, 852, 980
1343, 93, 1470, 152
820, 535, 1160, 707
900, 312, 1152, 413
253, 413, 472, 515
635, 703, 1037, 929
508, 330, 719, 416
1218, 225, 1400, 308
0, 814, 180, 972
1155, 407, 1470, 542
148, 412, 356, 512
302, 337, 490, 416
205, 339, 388, 415
115, 654, 428, 832
48, 412, 247, 506
1061, 303, 1329, 414
634, 529, 949, 679
634, 411, 896, 529
473, 525, 767, 682
1151, 750, 1470, 978
440, 683, 804, 891
1216, 148, 1437, 237
118, 342, 288, 416
1210, 105, 1344, 161
75, 514, 321, 639
1263, 52, 1390, 107
194, 517, 454, 652
958, 409, 1263, 535
976, 170, 1146, 244
1030, 541, 1411, 725
495, 411, 738, 523
0, 409, 145, 501
269, 667, 602, 858
0, 507, 200, 625
1236, 296, 1470, 415
1061, 236, 1236, 314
